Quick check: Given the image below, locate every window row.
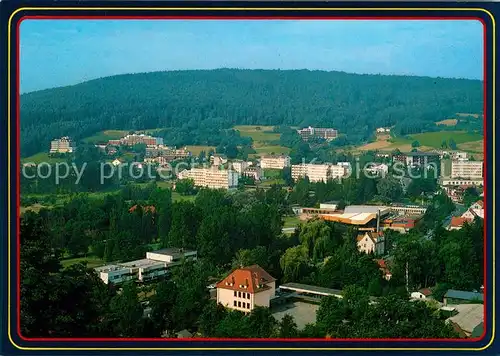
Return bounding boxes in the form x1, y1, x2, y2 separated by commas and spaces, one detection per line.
233, 300, 251, 309
234, 291, 251, 299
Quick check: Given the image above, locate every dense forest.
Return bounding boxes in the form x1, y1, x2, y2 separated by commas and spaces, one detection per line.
20, 184, 481, 338
21, 69, 483, 156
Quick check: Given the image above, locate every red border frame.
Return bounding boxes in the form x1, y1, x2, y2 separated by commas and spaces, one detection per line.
15, 15, 489, 344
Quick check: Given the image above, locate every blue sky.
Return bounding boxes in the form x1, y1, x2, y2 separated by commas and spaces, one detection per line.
20, 19, 483, 93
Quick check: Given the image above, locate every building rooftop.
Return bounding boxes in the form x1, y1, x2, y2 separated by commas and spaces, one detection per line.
444, 289, 484, 302
320, 212, 377, 225
344, 205, 391, 215
405, 151, 440, 157
119, 259, 165, 268
94, 264, 128, 273
216, 264, 276, 294
280, 282, 342, 297
446, 303, 484, 334
149, 248, 197, 257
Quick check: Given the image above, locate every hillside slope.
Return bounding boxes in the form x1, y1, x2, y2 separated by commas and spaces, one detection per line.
20, 69, 483, 156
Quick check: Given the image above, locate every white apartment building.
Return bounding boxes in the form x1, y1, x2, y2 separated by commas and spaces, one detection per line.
177, 168, 239, 190
243, 167, 263, 181
50, 137, 76, 154
216, 265, 276, 313
451, 160, 483, 179
231, 160, 251, 174
260, 155, 291, 170
291, 163, 345, 182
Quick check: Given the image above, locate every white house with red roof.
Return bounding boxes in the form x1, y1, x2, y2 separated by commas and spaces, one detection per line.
216, 265, 276, 313
411, 288, 433, 300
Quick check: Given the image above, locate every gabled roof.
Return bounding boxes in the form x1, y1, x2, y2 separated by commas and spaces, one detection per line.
357, 231, 384, 243
418, 288, 433, 297
450, 216, 473, 228
216, 265, 276, 294
444, 289, 484, 302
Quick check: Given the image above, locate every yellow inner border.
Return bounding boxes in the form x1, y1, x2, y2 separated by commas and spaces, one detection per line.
7, 7, 496, 351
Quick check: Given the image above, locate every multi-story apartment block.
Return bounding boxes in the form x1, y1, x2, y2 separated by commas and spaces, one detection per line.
260, 155, 291, 170
178, 168, 239, 190
451, 160, 483, 179
216, 265, 276, 313
291, 163, 345, 182
50, 137, 76, 154
393, 152, 440, 167
113, 134, 163, 146
242, 167, 263, 181
231, 160, 251, 174
297, 126, 338, 141
145, 145, 191, 160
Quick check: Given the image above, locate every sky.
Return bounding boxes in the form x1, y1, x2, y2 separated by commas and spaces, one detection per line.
20, 19, 483, 93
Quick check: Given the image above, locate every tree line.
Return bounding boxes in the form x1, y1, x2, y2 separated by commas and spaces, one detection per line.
21, 69, 482, 156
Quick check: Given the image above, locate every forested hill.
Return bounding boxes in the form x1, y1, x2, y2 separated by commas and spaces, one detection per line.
20, 69, 483, 157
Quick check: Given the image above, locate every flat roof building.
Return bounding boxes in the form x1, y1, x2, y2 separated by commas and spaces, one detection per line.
178, 168, 239, 190
451, 160, 483, 179
260, 155, 291, 170
50, 137, 76, 154
291, 163, 346, 183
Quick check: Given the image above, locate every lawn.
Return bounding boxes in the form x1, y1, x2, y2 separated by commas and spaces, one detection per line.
254, 144, 291, 155
83, 130, 129, 144
21, 152, 67, 164
172, 191, 197, 202
234, 125, 281, 143
235, 125, 290, 156
283, 215, 301, 228
410, 131, 483, 148
185, 145, 216, 155
354, 130, 483, 154
60, 255, 105, 269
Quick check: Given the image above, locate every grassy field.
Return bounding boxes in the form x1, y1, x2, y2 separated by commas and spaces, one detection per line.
283, 215, 301, 228
234, 125, 290, 157
185, 145, 216, 155
234, 125, 280, 142
83, 130, 129, 144
172, 191, 197, 202
356, 130, 483, 153
21, 152, 67, 164
60, 255, 105, 269
410, 131, 483, 147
